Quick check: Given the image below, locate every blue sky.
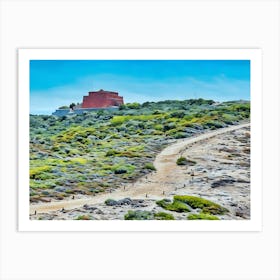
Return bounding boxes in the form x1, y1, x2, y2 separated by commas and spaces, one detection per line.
30, 60, 250, 115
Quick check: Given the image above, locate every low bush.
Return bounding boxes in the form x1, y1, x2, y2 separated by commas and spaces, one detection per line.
176, 157, 196, 166
187, 213, 219, 220
144, 163, 156, 171
154, 212, 175, 220
75, 215, 92, 220
30, 166, 52, 179
156, 199, 190, 213
170, 110, 186, 118
174, 195, 228, 215
41, 190, 50, 195
105, 199, 117, 206
70, 157, 87, 164
174, 132, 186, 139
204, 120, 224, 129
124, 210, 153, 220
176, 157, 187, 165
126, 102, 141, 109
114, 168, 127, 174
111, 164, 135, 175
106, 149, 117, 156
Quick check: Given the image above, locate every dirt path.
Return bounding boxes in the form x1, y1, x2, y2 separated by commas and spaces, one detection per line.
30, 123, 250, 215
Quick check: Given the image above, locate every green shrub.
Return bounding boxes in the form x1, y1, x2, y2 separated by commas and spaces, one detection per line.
70, 157, 87, 164
110, 116, 127, 126
201, 206, 228, 215
114, 168, 127, 174
124, 210, 153, 220
176, 157, 196, 166
106, 149, 117, 156
116, 151, 140, 158
105, 199, 117, 206
163, 123, 176, 132
144, 163, 156, 171
154, 212, 175, 220
187, 213, 219, 220
156, 199, 190, 212
126, 102, 141, 109
174, 132, 186, 139
119, 104, 127, 110
75, 215, 92, 220
65, 189, 75, 194
174, 195, 228, 215
170, 110, 186, 118
30, 166, 52, 179
204, 120, 224, 129
154, 124, 163, 130
111, 164, 135, 174
53, 126, 95, 143
176, 157, 187, 165
51, 144, 62, 152
41, 190, 50, 195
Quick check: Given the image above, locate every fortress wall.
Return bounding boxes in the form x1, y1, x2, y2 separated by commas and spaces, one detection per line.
82, 90, 124, 108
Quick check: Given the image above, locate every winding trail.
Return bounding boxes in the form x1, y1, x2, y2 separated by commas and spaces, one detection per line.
30, 122, 250, 215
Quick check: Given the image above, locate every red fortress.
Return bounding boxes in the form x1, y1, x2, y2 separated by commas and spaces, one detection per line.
81, 89, 124, 108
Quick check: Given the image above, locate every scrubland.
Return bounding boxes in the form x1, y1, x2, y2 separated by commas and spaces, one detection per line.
30, 99, 250, 220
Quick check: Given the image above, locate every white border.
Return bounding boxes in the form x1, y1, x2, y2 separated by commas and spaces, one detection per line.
18, 49, 262, 231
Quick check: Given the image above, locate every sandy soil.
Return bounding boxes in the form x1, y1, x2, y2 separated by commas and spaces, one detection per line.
30, 123, 250, 220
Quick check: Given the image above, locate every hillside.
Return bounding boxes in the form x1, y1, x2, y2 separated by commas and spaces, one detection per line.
30, 99, 250, 206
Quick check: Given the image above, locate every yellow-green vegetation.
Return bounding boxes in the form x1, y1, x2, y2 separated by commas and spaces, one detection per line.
144, 162, 156, 171
176, 157, 196, 166
187, 213, 220, 220
104, 199, 116, 206
124, 210, 153, 220
75, 215, 93, 220
52, 126, 96, 143
124, 210, 175, 220
30, 99, 250, 202
156, 199, 190, 212
111, 114, 157, 126
70, 157, 87, 164
154, 212, 175, 220
174, 195, 228, 215
156, 195, 228, 216
30, 166, 52, 179
111, 163, 135, 174
106, 149, 141, 158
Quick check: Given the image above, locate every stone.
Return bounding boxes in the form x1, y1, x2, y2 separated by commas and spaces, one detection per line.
105, 199, 118, 206
118, 198, 132, 205
83, 204, 97, 211
211, 178, 236, 188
